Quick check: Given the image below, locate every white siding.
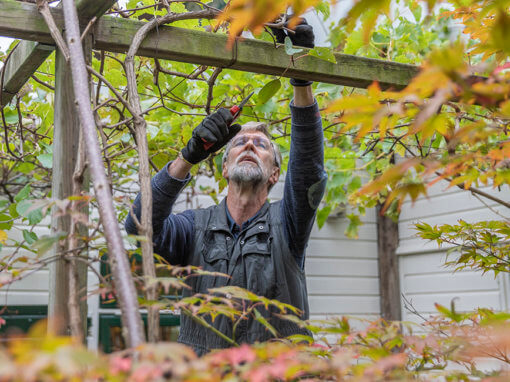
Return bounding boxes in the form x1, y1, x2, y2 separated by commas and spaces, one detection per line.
397, 182, 510, 323
0, 222, 51, 305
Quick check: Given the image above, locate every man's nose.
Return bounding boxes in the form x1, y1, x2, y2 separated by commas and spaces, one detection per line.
241, 138, 257, 151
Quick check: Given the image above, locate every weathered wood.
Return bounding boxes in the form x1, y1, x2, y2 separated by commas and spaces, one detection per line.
0, 0, 418, 90
0, 41, 54, 107
376, 204, 402, 321
0, 0, 116, 107
62, 0, 145, 347
48, 47, 87, 336
46, 0, 116, 339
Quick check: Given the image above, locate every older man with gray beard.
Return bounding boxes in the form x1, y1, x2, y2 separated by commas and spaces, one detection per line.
126, 18, 326, 356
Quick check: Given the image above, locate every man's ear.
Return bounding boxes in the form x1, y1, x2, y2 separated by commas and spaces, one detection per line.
222, 161, 228, 179
269, 166, 280, 186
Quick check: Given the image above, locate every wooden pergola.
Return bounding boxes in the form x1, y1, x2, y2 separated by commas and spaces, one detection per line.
0, 0, 408, 344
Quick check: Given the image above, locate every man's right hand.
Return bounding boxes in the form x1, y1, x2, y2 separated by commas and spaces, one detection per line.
181, 108, 241, 164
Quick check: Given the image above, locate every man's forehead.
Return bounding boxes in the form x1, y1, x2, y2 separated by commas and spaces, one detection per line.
233, 130, 269, 140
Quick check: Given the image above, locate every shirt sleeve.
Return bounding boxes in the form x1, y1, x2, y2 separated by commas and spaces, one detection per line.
281, 100, 327, 269
124, 162, 195, 265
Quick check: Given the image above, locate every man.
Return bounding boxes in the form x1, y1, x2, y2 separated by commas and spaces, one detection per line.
125, 19, 327, 356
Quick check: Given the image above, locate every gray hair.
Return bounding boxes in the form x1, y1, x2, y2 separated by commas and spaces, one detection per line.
222, 121, 282, 168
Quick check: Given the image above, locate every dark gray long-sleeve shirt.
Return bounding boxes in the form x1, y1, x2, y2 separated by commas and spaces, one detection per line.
125, 100, 327, 269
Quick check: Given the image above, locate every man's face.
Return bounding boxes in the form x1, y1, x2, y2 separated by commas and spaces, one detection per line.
222, 131, 280, 189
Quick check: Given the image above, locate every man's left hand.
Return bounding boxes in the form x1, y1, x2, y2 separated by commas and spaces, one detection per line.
271, 17, 315, 86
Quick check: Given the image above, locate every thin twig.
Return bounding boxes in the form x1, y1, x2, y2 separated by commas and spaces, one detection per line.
87, 65, 138, 117
205, 67, 222, 114
80, 16, 97, 42
472, 193, 510, 221
36, 0, 70, 61
31, 74, 55, 90
155, 59, 207, 81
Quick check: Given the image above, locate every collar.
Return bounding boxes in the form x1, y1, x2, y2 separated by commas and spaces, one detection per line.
208, 198, 269, 234
225, 203, 261, 233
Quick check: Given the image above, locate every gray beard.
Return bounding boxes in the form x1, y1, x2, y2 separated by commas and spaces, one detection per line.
229, 162, 265, 186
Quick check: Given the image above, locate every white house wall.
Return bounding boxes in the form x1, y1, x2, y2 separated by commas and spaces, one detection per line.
397, 181, 510, 324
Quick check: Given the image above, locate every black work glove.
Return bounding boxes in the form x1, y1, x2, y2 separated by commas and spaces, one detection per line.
181, 108, 241, 164
271, 17, 315, 87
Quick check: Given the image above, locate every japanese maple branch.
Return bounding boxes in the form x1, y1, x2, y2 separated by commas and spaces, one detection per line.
433, 171, 510, 210
124, 7, 219, 343
205, 67, 222, 114
62, 0, 145, 348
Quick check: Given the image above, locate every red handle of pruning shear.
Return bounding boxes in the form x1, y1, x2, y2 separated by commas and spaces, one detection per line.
202, 91, 254, 150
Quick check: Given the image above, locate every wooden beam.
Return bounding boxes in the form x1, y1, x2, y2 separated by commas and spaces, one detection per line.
376, 204, 401, 321
0, 0, 116, 107
1, 41, 54, 106
0, 0, 419, 90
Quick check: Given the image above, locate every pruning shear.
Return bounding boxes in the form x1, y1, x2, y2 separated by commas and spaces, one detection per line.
203, 91, 254, 150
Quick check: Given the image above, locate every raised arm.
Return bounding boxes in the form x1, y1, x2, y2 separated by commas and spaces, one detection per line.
125, 108, 241, 264
274, 17, 327, 268
281, 85, 327, 269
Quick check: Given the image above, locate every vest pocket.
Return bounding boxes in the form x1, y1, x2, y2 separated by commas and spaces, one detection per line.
241, 236, 275, 297
200, 237, 229, 291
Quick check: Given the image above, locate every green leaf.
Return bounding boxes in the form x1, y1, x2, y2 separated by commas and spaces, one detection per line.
8, 203, 19, 219
345, 213, 363, 239
22, 229, 38, 245
253, 308, 278, 337
284, 36, 303, 55
308, 47, 337, 63
108, 68, 126, 88
16, 199, 47, 225
33, 232, 67, 256
147, 123, 159, 139
347, 176, 362, 193
317, 205, 331, 229
315, 83, 343, 98
14, 184, 31, 202
16, 162, 35, 174
3, 109, 19, 124
411, 3, 422, 23
257, 79, 281, 105
37, 153, 53, 168
0, 214, 13, 230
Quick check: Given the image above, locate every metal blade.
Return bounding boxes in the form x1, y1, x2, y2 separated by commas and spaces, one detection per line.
238, 91, 254, 110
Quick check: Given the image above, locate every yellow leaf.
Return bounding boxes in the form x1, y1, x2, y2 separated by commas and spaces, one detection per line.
420, 114, 449, 144
216, 0, 319, 46
490, 9, 510, 55
499, 100, 510, 117
395, 143, 406, 157
0, 230, 6, 244
428, 42, 468, 74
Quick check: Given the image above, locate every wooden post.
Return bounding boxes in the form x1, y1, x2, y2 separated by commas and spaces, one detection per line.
45, 0, 115, 340
48, 47, 88, 337
376, 204, 402, 321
